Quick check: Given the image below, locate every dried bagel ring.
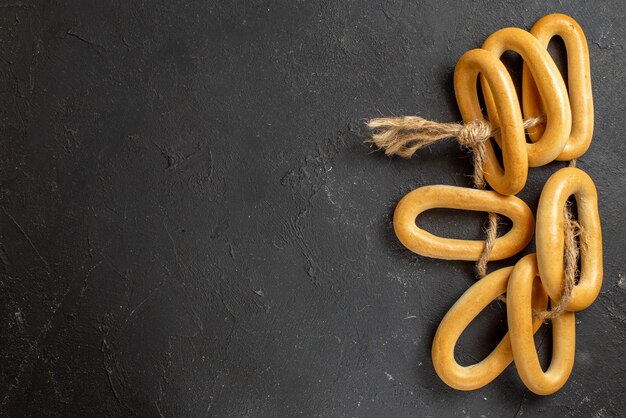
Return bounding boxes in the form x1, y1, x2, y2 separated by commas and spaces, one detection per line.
393, 185, 534, 261
432, 266, 548, 390
536, 167, 602, 311
454, 48, 528, 195
508, 254, 576, 395
480, 28, 572, 167
523, 13, 593, 161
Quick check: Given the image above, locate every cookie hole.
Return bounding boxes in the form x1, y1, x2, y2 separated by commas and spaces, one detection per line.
416, 209, 513, 241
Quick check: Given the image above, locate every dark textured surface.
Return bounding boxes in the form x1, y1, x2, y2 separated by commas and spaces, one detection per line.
1, 1, 625, 416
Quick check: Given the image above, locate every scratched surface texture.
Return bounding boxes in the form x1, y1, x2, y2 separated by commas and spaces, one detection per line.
1, 0, 625, 416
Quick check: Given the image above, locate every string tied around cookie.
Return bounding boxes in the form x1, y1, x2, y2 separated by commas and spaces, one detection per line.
367, 114, 581, 321
367, 115, 544, 189
366, 114, 544, 276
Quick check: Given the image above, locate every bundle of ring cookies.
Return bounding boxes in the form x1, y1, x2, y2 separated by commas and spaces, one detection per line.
367, 14, 602, 395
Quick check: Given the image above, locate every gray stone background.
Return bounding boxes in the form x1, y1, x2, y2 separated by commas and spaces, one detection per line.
1, 0, 624, 416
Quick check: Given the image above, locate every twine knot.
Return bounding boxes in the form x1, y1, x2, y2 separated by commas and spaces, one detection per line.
366, 116, 493, 159
456, 119, 493, 148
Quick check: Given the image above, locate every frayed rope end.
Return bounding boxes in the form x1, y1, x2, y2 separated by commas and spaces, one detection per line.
366, 115, 494, 158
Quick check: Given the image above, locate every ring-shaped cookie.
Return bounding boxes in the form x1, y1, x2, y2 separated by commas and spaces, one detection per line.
536, 167, 602, 311
432, 266, 548, 390
523, 13, 593, 161
393, 185, 534, 261
481, 28, 572, 167
508, 254, 576, 395
454, 48, 528, 195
